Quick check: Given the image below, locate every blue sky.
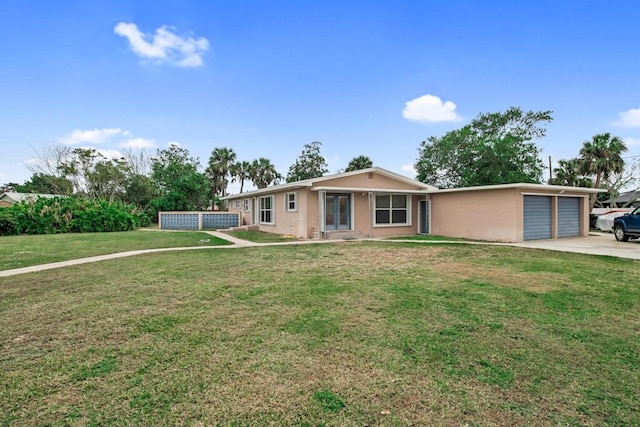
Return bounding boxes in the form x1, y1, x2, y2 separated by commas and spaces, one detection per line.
2, 0, 639, 192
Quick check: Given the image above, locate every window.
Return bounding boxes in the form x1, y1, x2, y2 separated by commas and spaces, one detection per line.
259, 196, 274, 224
243, 199, 249, 212
285, 192, 297, 212
375, 194, 409, 226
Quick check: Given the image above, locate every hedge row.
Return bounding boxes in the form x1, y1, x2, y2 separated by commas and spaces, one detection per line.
0, 197, 150, 235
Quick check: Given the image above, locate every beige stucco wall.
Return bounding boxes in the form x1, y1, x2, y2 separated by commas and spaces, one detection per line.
226, 170, 431, 238
227, 191, 311, 238
431, 188, 521, 242
430, 187, 591, 242
318, 172, 421, 191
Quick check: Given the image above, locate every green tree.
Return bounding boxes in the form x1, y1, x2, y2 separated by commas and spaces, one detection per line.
286, 141, 328, 182
549, 158, 592, 187
87, 159, 130, 201
57, 148, 130, 199
0, 183, 17, 193
250, 158, 282, 189
415, 107, 551, 188
207, 147, 237, 202
150, 145, 209, 214
345, 155, 373, 172
14, 173, 73, 195
578, 133, 627, 209
121, 174, 157, 209
231, 160, 252, 193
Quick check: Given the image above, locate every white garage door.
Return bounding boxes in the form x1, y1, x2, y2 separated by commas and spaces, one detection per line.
524, 196, 552, 240
557, 197, 581, 237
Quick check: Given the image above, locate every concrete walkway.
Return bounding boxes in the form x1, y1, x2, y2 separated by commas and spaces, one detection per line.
0, 231, 353, 278
513, 233, 640, 260
2, 232, 638, 278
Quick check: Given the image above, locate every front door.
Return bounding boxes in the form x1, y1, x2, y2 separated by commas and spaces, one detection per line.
325, 193, 350, 230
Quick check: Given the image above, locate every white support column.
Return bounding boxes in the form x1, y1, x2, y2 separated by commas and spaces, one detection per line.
318, 191, 325, 234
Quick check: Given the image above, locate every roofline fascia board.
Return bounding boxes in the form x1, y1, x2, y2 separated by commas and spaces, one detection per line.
221, 182, 313, 200
311, 186, 431, 194
433, 183, 605, 194
221, 167, 435, 200
520, 192, 590, 198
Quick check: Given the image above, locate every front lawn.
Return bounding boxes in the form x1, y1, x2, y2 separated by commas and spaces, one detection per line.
385, 234, 470, 241
224, 230, 301, 243
0, 230, 230, 270
1, 242, 639, 425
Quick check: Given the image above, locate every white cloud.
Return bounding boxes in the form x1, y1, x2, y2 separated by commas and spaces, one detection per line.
60, 128, 157, 153
114, 22, 209, 68
402, 94, 461, 123
615, 108, 640, 127
400, 163, 416, 177
95, 148, 125, 160
60, 127, 124, 145
119, 137, 156, 149
624, 137, 640, 147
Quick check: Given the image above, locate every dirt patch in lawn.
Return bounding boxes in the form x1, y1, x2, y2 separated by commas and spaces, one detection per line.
429, 261, 564, 293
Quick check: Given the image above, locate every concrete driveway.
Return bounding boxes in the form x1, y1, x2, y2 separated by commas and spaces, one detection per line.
514, 232, 640, 260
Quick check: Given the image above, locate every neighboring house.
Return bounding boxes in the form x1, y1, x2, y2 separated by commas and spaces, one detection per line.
601, 189, 640, 208
222, 167, 602, 242
0, 192, 60, 207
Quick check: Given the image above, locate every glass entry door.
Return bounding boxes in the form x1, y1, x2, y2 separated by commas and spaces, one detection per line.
325, 193, 350, 230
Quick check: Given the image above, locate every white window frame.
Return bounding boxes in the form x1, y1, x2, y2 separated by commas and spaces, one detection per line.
259, 196, 275, 224
285, 192, 297, 212
373, 193, 411, 227
243, 199, 250, 212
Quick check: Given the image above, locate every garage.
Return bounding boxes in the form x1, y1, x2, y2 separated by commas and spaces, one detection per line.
557, 197, 581, 237
428, 183, 600, 242
523, 196, 552, 240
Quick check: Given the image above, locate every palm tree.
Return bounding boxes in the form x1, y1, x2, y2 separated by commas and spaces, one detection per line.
250, 158, 282, 189
550, 158, 592, 187
578, 133, 627, 210
345, 155, 373, 172
207, 147, 236, 207
230, 160, 252, 193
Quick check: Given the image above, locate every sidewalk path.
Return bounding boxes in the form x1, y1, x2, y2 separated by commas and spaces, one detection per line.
2, 232, 638, 278
0, 231, 347, 277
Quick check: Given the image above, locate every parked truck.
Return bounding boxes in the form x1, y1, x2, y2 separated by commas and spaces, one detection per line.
613, 206, 640, 241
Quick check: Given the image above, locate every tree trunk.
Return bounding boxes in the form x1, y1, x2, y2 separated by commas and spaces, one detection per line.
589, 173, 601, 211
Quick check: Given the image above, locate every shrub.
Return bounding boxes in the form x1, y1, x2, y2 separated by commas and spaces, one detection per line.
0, 197, 150, 236
0, 208, 18, 235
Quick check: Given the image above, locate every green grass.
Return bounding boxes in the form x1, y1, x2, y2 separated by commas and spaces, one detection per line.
224, 230, 301, 243
0, 230, 230, 270
1, 242, 639, 425
385, 234, 471, 241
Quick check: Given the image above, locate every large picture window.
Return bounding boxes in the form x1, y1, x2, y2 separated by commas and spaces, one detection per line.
259, 196, 274, 224
375, 194, 409, 226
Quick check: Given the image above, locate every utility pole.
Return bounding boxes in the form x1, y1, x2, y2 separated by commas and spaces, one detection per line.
548, 156, 553, 183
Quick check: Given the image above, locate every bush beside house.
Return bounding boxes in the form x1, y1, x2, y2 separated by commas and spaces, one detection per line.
0, 196, 150, 236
